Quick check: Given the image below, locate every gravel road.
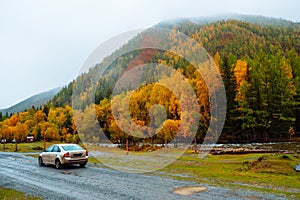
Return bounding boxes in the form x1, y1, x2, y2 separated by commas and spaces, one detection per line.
0, 152, 287, 200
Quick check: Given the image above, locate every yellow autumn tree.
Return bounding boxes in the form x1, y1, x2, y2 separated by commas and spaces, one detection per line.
234, 59, 248, 102
158, 119, 179, 145
34, 110, 46, 124
39, 121, 59, 141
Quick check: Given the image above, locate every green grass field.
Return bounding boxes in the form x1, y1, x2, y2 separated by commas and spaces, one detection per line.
0, 186, 40, 200
158, 151, 300, 199
0, 141, 58, 153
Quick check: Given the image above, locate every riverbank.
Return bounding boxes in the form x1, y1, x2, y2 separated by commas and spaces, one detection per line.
203, 142, 300, 155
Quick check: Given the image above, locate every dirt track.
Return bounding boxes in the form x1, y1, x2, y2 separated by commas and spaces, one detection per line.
0, 152, 287, 199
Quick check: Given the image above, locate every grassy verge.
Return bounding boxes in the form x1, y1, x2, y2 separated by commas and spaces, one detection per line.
0, 141, 59, 153
156, 151, 300, 199
0, 186, 40, 200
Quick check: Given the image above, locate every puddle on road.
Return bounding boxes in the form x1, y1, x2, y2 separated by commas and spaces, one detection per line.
61, 171, 72, 175
173, 186, 208, 195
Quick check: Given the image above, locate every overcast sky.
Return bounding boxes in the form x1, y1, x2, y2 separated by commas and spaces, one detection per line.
0, 0, 299, 109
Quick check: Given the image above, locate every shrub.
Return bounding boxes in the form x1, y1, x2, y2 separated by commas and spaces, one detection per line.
32, 146, 43, 150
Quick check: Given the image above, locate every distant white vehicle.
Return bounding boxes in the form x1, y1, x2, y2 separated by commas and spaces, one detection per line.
38, 144, 88, 169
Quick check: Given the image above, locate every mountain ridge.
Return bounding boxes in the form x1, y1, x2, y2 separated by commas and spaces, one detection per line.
157, 14, 300, 28
0, 87, 61, 114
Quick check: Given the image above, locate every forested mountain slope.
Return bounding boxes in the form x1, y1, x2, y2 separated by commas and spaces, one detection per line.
1, 15, 299, 144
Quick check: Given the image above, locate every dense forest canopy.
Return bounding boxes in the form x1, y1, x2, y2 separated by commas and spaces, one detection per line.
1, 16, 299, 145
